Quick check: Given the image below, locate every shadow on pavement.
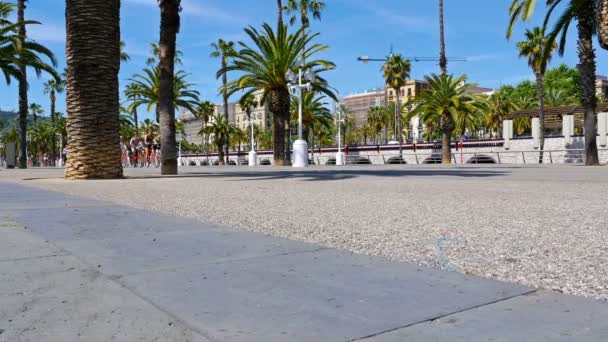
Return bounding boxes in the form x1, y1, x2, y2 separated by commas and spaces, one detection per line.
125, 168, 511, 182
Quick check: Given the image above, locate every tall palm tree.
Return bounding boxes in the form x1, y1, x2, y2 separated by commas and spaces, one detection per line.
65, 0, 122, 179
126, 67, 199, 123
8, 0, 59, 168
289, 92, 331, 157
157, 0, 182, 175
367, 106, 386, 143
119, 40, 130, 62
278, 0, 284, 25
124, 83, 140, 133
43, 79, 64, 164
239, 94, 258, 151
285, 0, 325, 28
484, 92, 515, 137
382, 53, 411, 156
29, 102, 43, 127
201, 114, 235, 156
438, 0, 447, 75
507, 0, 601, 165
517, 26, 557, 163
409, 74, 479, 163
193, 100, 215, 155
219, 23, 335, 166
210, 39, 236, 161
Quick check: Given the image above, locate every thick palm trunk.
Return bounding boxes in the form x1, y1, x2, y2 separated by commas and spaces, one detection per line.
395, 88, 403, 157
222, 58, 229, 164
440, 112, 454, 164
17, 0, 28, 169
269, 88, 290, 166
133, 107, 138, 133
65, 0, 122, 179
158, 0, 180, 175
599, 0, 608, 50
439, 0, 447, 75
577, 5, 600, 165
535, 72, 545, 163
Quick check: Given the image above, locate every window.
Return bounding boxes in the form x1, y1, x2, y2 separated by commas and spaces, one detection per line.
407, 88, 412, 97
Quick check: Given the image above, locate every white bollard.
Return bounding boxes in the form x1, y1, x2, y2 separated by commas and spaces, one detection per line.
563, 114, 574, 145
531, 117, 540, 149
502, 120, 513, 150
248, 150, 257, 167
292, 139, 308, 168
598, 112, 607, 147
335, 152, 345, 166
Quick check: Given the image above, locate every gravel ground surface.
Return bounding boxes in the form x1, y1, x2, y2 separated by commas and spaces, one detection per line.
5, 165, 608, 300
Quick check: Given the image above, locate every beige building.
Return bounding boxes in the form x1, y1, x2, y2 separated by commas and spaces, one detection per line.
339, 88, 386, 126
179, 104, 236, 145
233, 90, 272, 131
597, 75, 608, 98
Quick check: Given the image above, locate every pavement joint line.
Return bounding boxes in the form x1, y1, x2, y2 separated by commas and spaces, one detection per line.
0, 253, 71, 263
348, 288, 539, 341
114, 246, 331, 278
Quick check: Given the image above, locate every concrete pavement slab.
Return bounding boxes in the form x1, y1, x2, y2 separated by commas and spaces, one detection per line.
368, 290, 608, 342
0, 249, 211, 342
121, 249, 531, 342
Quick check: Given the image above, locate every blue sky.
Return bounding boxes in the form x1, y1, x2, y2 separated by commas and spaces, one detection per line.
2, 0, 608, 123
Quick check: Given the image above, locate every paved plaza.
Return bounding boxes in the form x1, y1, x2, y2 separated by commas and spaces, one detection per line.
1, 165, 607, 341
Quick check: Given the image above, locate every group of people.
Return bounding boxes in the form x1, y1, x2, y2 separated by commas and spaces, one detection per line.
121, 129, 160, 167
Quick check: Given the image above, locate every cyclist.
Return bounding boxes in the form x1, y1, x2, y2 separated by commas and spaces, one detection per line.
144, 129, 154, 167
120, 136, 129, 167
129, 134, 141, 167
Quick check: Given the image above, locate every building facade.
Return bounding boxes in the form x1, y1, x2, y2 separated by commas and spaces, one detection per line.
233, 90, 272, 131
339, 88, 386, 127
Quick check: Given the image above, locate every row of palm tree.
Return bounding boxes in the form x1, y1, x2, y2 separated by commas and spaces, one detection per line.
508, 0, 608, 165
0, 1, 60, 168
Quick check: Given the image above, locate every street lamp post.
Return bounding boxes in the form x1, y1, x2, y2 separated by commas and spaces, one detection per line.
335, 107, 345, 165
286, 57, 315, 168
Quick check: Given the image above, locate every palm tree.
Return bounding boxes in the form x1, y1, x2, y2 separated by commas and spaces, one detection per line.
438, 0, 447, 75
545, 88, 576, 107
484, 93, 515, 137
210, 39, 236, 160
43, 79, 64, 164
2, 0, 59, 168
239, 94, 258, 151
219, 23, 335, 166
65, 0, 122, 179
409, 74, 479, 163
278, 0, 284, 25
124, 83, 140, 133
367, 106, 386, 144
29, 102, 43, 127
289, 92, 331, 159
146, 41, 183, 66
284, 0, 325, 28
156, 0, 182, 175
201, 114, 235, 157
126, 67, 199, 123
507, 0, 600, 165
193, 100, 215, 153
382, 53, 411, 156
517, 26, 557, 163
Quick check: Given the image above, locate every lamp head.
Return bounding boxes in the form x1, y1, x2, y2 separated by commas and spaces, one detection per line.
285, 70, 296, 84
303, 69, 315, 83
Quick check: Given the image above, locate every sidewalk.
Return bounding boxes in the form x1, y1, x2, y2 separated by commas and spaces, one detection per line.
0, 181, 607, 341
